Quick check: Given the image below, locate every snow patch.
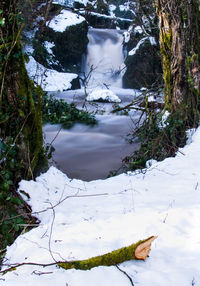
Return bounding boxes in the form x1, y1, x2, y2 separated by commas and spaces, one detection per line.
128, 37, 148, 56
128, 36, 156, 56
26, 56, 78, 91
44, 41, 55, 54
134, 25, 143, 34
49, 10, 85, 32
149, 36, 157, 45
123, 31, 130, 43
158, 111, 170, 129
87, 89, 121, 103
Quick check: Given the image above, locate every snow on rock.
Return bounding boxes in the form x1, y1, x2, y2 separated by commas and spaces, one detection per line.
44, 41, 55, 54
74, 0, 89, 6
128, 36, 157, 56
119, 3, 130, 11
123, 31, 130, 43
128, 37, 148, 56
2, 126, 200, 285
149, 36, 157, 45
26, 56, 78, 91
134, 25, 143, 34
157, 110, 170, 129
109, 4, 116, 17
87, 89, 121, 103
49, 10, 85, 32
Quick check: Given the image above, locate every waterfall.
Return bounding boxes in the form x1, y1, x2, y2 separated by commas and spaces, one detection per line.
83, 28, 126, 90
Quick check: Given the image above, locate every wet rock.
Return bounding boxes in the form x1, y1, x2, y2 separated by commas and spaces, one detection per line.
123, 37, 162, 89
33, 7, 88, 74
84, 12, 132, 29
75, 0, 133, 29
71, 76, 81, 90
47, 20, 88, 73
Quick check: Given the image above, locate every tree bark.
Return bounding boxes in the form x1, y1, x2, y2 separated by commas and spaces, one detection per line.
155, 0, 200, 124
0, 0, 43, 179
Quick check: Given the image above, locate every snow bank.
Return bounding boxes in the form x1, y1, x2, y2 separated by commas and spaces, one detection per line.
49, 10, 85, 32
87, 89, 121, 103
26, 56, 78, 91
2, 126, 200, 285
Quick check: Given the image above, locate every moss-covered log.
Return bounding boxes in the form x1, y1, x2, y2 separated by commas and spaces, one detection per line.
58, 236, 157, 270
0, 236, 157, 274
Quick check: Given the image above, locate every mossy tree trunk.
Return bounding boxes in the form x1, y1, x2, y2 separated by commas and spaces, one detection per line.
155, 0, 200, 125
0, 0, 43, 181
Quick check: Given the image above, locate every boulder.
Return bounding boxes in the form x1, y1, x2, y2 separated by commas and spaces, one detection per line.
123, 37, 162, 89
33, 8, 88, 74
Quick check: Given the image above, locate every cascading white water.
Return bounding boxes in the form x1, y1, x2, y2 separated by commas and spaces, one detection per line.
83, 28, 126, 89
44, 28, 140, 181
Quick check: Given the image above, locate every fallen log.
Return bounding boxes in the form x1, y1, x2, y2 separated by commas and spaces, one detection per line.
1, 236, 157, 274
58, 236, 157, 270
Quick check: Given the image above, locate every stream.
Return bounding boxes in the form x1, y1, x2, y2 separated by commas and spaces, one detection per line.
43, 28, 141, 181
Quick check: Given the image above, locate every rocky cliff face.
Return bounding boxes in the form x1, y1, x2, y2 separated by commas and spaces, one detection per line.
123, 34, 162, 89
121, 1, 163, 89
44, 19, 88, 73
23, 0, 163, 91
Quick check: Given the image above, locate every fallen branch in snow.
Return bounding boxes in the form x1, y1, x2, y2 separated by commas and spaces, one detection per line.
58, 236, 157, 270
1, 236, 157, 274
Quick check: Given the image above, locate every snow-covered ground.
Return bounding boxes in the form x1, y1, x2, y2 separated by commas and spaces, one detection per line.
2, 127, 200, 285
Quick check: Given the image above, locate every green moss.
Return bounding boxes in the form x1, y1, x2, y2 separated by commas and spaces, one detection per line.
160, 29, 172, 108
16, 42, 44, 178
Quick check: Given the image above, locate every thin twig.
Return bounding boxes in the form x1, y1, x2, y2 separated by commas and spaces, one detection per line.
48, 202, 57, 263
115, 265, 134, 286
32, 192, 108, 215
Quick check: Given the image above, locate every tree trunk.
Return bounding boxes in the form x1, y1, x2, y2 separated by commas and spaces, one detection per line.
0, 0, 43, 180
155, 0, 200, 125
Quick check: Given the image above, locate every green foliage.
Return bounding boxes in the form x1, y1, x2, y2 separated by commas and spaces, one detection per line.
124, 110, 188, 171
42, 93, 97, 128
0, 139, 27, 251
0, 9, 5, 27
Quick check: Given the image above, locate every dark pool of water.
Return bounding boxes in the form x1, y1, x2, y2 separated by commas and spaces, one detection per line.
43, 112, 139, 181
